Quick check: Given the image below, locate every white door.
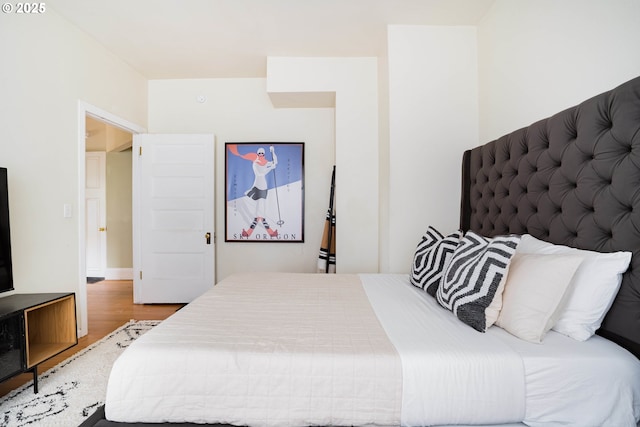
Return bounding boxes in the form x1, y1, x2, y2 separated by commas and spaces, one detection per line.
85, 152, 107, 278
133, 134, 215, 303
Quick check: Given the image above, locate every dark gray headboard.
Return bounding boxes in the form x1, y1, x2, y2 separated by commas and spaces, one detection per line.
460, 76, 640, 357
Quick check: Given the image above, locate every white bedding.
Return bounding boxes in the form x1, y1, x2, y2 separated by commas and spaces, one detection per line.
490, 326, 640, 426
361, 274, 640, 426
360, 274, 525, 425
105, 273, 640, 426
106, 273, 403, 426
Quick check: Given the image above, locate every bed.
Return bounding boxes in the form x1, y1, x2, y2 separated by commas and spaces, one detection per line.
93, 76, 640, 426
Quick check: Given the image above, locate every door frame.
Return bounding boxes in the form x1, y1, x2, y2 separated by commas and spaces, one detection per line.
77, 101, 146, 337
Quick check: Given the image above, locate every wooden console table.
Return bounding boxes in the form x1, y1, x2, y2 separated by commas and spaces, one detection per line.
0, 293, 78, 393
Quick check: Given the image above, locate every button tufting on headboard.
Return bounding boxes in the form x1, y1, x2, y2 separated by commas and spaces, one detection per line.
460, 76, 640, 358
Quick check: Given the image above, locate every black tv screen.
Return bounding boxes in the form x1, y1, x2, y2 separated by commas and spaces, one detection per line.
0, 168, 14, 294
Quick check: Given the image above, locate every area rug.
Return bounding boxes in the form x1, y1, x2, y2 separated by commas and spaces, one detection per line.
0, 320, 160, 427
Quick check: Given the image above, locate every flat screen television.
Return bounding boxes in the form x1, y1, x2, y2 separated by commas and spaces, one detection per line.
0, 167, 14, 294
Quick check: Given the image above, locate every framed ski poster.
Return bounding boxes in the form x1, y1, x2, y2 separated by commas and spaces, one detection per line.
225, 142, 305, 242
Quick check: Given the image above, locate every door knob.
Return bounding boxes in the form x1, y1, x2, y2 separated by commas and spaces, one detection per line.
99, 227, 106, 232
205, 232, 211, 244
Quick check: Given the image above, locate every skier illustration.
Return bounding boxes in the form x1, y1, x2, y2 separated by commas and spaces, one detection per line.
228, 144, 279, 238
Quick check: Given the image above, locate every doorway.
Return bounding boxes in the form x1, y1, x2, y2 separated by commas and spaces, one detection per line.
85, 150, 106, 280
85, 116, 134, 282
77, 101, 146, 336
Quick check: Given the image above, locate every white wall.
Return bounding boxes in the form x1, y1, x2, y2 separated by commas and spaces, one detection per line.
0, 10, 147, 334
387, 26, 479, 272
266, 57, 380, 273
106, 151, 133, 271
147, 78, 334, 281
385, 1, 640, 272
478, 0, 640, 142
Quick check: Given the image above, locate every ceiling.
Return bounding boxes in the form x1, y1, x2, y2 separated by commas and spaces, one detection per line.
48, 0, 495, 79
85, 116, 132, 152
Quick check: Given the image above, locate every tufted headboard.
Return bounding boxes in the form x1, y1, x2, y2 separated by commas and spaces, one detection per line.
460, 76, 640, 357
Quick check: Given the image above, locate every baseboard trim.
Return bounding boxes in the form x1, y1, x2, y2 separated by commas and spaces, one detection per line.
105, 268, 133, 280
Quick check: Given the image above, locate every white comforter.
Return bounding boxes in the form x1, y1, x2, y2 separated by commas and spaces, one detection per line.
106, 273, 403, 426
105, 273, 640, 426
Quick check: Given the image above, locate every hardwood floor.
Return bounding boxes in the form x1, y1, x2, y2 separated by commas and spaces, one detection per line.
0, 280, 183, 398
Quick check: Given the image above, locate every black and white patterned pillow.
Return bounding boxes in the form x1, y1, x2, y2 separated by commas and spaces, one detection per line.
436, 231, 520, 332
410, 226, 462, 297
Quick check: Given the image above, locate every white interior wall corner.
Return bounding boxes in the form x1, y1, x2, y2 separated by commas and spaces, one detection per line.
387, 25, 479, 273
266, 57, 380, 273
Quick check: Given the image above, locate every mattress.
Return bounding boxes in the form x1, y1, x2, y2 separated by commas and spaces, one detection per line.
105, 273, 640, 426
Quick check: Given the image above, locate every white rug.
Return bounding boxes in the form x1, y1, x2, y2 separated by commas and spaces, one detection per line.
0, 320, 160, 427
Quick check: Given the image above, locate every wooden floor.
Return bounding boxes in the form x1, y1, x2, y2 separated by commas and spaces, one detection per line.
0, 280, 183, 398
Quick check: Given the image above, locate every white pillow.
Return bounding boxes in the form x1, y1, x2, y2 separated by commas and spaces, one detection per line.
496, 253, 584, 343
517, 234, 632, 341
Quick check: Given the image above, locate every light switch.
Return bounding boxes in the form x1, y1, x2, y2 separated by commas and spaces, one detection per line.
63, 204, 72, 218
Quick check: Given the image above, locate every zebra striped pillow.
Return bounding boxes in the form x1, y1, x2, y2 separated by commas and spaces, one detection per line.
437, 231, 520, 332
410, 226, 462, 297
